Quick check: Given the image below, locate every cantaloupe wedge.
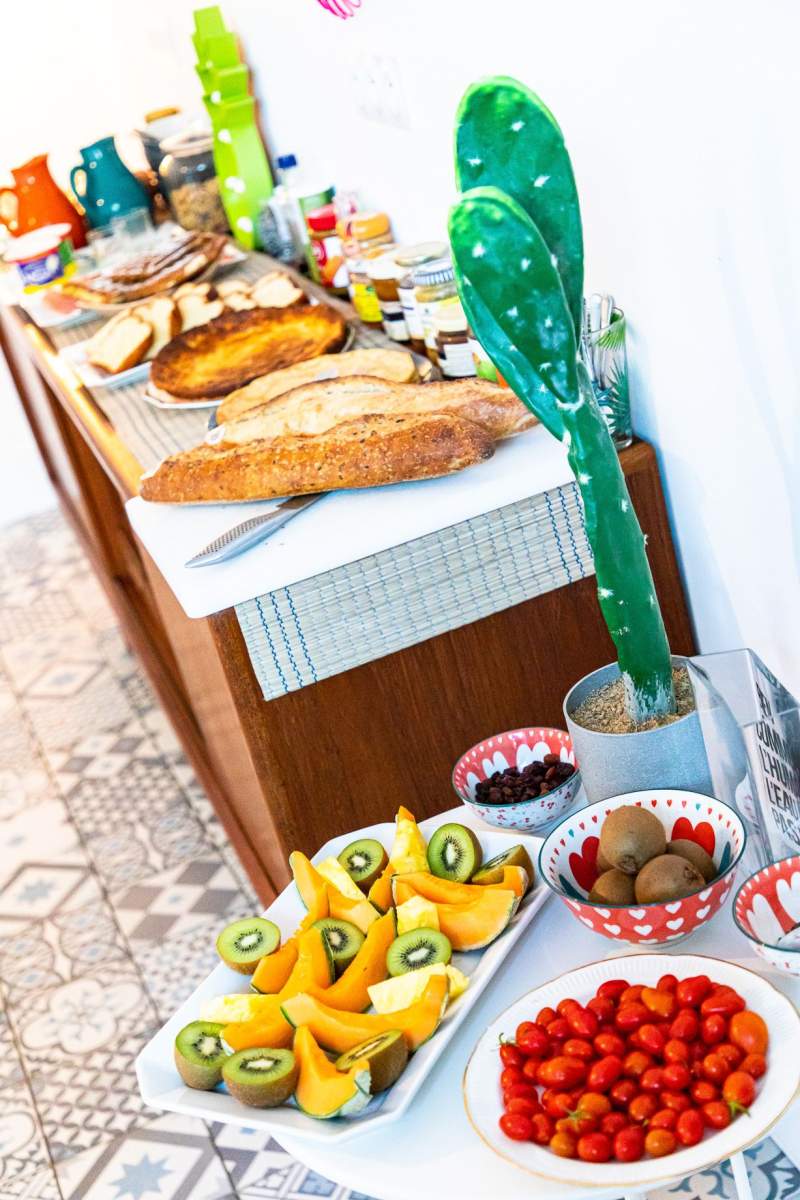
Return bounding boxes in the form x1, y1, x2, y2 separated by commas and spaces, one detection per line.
434, 888, 517, 951
327, 887, 379, 934
282, 973, 449, 1053
292, 850, 379, 933
293, 1026, 371, 1119
393, 866, 529, 906
307, 910, 396, 1012
368, 806, 428, 911
251, 939, 299, 994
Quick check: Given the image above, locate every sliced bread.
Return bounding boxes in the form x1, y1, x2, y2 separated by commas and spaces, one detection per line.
85, 313, 153, 374
178, 293, 225, 331
132, 297, 181, 359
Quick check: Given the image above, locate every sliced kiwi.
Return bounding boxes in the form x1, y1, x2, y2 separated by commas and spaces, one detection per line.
313, 917, 365, 973
588, 868, 636, 905
222, 1047, 298, 1107
598, 806, 666, 876
338, 837, 389, 892
386, 928, 452, 976
336, 1029, 408, 1093
667, 838, 716, 882
174, 1021, 227, 1090
427, 823, 482, 883
634, 854, 705, 904
216, 917, 281, 974
472, 844, 534, 887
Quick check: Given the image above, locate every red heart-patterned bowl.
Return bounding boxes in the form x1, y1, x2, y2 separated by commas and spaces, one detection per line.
539, 790, 746, 945
452, 727, 580, 832
733, 855, 800, 975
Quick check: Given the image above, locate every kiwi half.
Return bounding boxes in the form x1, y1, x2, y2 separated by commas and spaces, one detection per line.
667, 839, 716, 882
222, 1047, 298, 1107
338, 838, 389, 892
634, 854, 705, 904
174, 1021, 227, 1090
336, 1029, 408, 1093
216, 917, 280, 974
472, 844, 534, 887
427, 823, 482, 883
386, 928, 452, 976
598, 806, 666, 876
313, 917, 365, 973
588, 868, 636, 905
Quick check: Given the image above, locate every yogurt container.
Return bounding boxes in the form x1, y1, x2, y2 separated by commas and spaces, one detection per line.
4, 223, 76, 292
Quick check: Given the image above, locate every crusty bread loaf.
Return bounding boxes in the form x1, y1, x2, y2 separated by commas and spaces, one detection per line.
63, 232, 225, 306
219, 376, 535, 445
140, 412, 494, 503
85, 313, 153, 374
216, 348, 419, 423
150, 304, 349, 400
132, 297, 181, 358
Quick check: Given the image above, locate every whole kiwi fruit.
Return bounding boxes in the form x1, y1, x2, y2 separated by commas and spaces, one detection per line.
599, 806, 666, 876
635, 854, 705, 904
595, 846, 614, 874
589, 868, 636, 905
667, 839, 716, 882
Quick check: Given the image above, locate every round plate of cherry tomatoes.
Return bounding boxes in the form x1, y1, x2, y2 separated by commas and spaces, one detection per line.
463, 954, 800, 1188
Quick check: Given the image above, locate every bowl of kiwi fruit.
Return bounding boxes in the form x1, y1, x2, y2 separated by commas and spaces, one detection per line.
538, 790, 746, 944
452, 726, 580, 831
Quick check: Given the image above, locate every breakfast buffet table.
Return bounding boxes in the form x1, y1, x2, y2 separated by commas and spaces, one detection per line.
0, 251, 695, 904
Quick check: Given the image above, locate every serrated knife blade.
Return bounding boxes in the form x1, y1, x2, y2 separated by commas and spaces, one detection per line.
184, 494, 325, 568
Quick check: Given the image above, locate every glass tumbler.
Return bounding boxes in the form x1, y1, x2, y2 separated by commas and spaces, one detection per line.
587, 306, 632, 450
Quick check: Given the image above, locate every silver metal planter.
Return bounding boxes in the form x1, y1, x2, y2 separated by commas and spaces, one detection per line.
563, 656, 713, 804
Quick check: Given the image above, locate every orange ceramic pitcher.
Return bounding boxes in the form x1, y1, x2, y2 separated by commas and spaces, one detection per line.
0, 154, 86, 248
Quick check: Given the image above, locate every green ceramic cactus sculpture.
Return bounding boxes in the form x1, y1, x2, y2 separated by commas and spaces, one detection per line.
449, 77, 675, 723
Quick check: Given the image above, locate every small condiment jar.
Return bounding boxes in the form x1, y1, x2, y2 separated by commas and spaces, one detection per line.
306, 203, 349, 294
394, 241, 447, 355
434, 298, 476, 378
340, 210, 393, 323
413, 257, 458, 365
367, 252, 409, 342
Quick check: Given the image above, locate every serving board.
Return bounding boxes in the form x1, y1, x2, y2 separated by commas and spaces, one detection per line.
136, 810, 548, 1145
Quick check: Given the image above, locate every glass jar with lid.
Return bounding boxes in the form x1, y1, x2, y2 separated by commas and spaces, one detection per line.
306, 203, 349, 294
339, 210, 393, 324
367, 251, 409, 342
394, 241, 447, 355
413, 256, 458, 365
434, 297, 476, 378
158, 130, 228, 233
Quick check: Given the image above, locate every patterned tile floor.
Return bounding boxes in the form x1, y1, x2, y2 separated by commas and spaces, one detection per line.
0, 509, 798, 1200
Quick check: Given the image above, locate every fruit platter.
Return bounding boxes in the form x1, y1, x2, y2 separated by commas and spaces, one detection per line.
136, 807, 549, 1144
464, 954, 800, 1190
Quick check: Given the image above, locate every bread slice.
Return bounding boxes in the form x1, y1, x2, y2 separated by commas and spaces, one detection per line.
140, 412, 494, 503
216, 348, 419, 423
85, 313, 153, 374
173, 281, 216, 301
219, 376, 535, 445
132, 297, 181, 359
150, 304, 349, 400
250, 271, 305, 308
178, 293, 224, 331
216, 277, 251, 298
223, 292, 257, 311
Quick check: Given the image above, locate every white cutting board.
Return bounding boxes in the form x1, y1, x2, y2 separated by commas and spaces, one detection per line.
125, 424, 574, 618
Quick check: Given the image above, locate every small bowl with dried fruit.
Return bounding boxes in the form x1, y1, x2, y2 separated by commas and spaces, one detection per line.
452, 727, 580, 832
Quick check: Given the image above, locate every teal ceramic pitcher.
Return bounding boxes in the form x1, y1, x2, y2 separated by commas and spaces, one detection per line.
70, 137, 150, 229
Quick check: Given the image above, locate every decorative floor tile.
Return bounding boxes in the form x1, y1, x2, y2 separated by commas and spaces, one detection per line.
0, 1163, 61, 1199
0, 1084, 51, 1186
84, 800, 211, 894
22, 668, 135, 756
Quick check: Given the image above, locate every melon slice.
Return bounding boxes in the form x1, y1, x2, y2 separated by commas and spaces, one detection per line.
251, 939, 299, 994
308, 910, 396, 1012
433, 888, 517, 951
293, 1026, 371, 1119
327, 887, 379, 934
393, 866, 528, 906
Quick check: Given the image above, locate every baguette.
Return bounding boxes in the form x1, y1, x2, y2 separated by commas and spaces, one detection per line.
216, 347, 419, 422
85, 313, 153, 373
219, 376, 535, 445
140, 412, 494, 503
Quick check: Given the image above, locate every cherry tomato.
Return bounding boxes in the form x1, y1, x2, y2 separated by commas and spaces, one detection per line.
577, 1131, 612, 1163
530, 1113, 554, 1145
690, 1040, 707, 1064
587, 1055, 623, 1092
546, 1017, 570, 1042
623, 1050, 653, 1079
740, 1052, 767, 1080
649, 1107, 677, 1131
576, 1092, 612, 1118
566, 1006, 599, 1039
499, 1111, 534, 1141
700, 987, 746, 1018
594, 1031, 626, 1058
564, 1038, 595, 1062
601, 1111, 628, 1137
522, 1057, 543, 1081
517, 1024, 551, 1058
645, 1128, 677, 1157
549, 1130, 577, 1158
598, 979, 630, 1001
691, 1080, 719, 1105
505, 1096, 540, 1122
620, 984, 644, 1006
538, 1056, 586, 1090
701, 1053, 728, 1085
543, 1091, 576, 1119
499, 1042, 524, 1069
641, 987, 677, 1020
670, 1008, 700, 1042
703, 1099, 732, 1129
635, 1023, 667, 1057
660, 1090, 691, 1114
663, 1037, 690, 1064
557, 997, 581, 1017
700, 1013, 727, 1045
616, 1002, 650, 1033
662, 1062, 691, 1091
609, 1078, 638, 1109
658, 973, 679, 993
536, 1006, 557, 1027
504, 1083, 537, 1102
717, 1042, 743, 1070
556, 1112, 597, 1138
729, 1011, 769, 1056
640, 1067, 665, 1094
515, 1021, 538, 1046
676, 1108, 705, 1147
723, 1071, 756, 1113
614, 1124, 645, 1162
675, 974, 713, 1007
628, 1093, 658, 1123
500, 1066, 525, 1091
587, 995, 616, 1024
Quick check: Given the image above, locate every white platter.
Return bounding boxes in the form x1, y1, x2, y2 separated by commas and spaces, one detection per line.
59, 339, 151, 391
140, 386, 219, 411
136, 812, 548, 1144
464, 952, 800, 1191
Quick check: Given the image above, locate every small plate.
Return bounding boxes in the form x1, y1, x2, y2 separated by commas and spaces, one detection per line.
464, 952, 800, 1190
59, 340, 151, 391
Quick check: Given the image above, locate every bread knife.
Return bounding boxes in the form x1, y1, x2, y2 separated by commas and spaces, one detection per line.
184, 494, 325, 568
